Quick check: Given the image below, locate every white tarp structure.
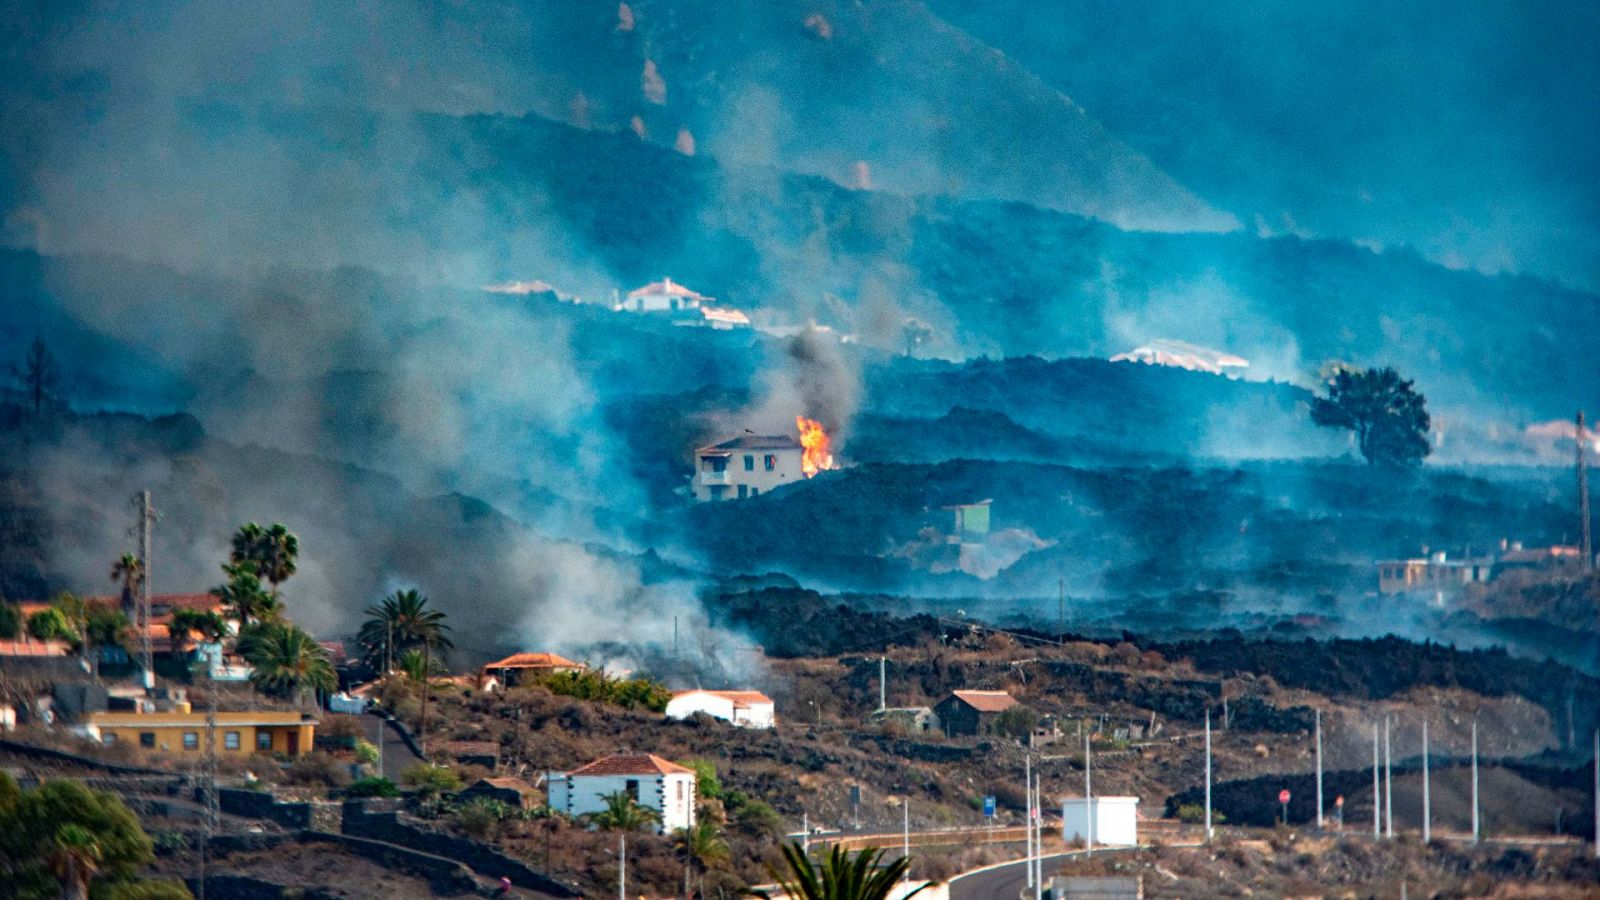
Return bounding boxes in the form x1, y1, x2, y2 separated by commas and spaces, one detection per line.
1061, 796, 1140, 847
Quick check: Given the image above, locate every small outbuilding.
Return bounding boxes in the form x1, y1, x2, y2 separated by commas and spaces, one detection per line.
1061, 796, 1140, 847
459, 776, 539, 810
933, 689, 1017, 737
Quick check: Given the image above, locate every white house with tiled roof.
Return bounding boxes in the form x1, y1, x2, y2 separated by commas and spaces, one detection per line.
546, 753, 696, 832
666, 690, 776, 728
693, 434, 805, 501
620, 277, 710, 312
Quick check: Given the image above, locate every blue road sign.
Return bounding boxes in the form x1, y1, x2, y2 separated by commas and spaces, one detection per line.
983, 796, 996, 818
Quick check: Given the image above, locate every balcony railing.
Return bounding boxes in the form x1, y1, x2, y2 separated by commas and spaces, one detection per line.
700, 470, 730, 485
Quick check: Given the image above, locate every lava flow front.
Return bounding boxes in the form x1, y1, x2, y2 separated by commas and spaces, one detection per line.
796, 416, 836, 477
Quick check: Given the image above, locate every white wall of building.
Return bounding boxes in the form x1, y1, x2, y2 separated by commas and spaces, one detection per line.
693, 447, 805, 501
1061, 797, 1139, 847
547, 771, 696, 833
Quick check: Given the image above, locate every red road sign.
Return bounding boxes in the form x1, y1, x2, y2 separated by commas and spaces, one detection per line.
1279, 789, 1291, 804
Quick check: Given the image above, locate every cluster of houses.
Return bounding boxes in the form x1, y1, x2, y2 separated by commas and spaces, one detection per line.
1375, 540, 1588, 599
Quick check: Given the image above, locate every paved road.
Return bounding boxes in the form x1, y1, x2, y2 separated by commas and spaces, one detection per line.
949, 852, 1083, 900
360, 712, 424, 778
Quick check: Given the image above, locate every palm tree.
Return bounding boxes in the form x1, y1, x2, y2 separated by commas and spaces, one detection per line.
244, 622, 336, 710
675, 818, 730, 875
358, 588, 453, 670
48, 823, 102, 900
396, 648, 444, 683
771, 844, 925, 900
230, 522, 299, 594
591, 790, 660, 832
211, 563, 279, 626
169, 608, 228, 658
109, 553, 143, 613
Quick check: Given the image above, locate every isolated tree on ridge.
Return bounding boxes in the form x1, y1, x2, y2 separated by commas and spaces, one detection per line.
1310, 366, 1431, 467
358, 588, 453, 670
11, 336, 61, 416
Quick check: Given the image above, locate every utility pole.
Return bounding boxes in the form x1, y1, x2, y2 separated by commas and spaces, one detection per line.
879, 656, 887, 712
1084, 731, 1094, 856
902, 799, 910, 882
1057, 579, 1065, 645
137, 490, 155, 687
418, 640, 432, 759
1593, 728, 1598, 860
1315, 709, 1324, 830
198, 662, 218, 900
1422, 720, 1431, 843
1372, 722, 1381, 838
618, 834, 626, 900
1471, 719, 1480, 844
1384, 716, 1393, 839
1034, 773, 1043, 900
1025, 754, 1034, 888
1580, 411, 1592, 571
801, 811, 809, 855
1205, 709, 1214, 842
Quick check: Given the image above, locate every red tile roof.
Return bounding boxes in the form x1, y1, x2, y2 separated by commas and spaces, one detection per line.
0, 640, 72, 657
482, 652, 583, 671
569, 753, 694, 777
627, 277, 708, 302
672, 689, 773, 709
950, 690, 1018, 713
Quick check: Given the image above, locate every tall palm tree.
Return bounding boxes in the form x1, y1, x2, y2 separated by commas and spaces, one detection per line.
358, 588, 453, 670
230, 522, 299, 594
244, 622, 335, 710
591, 790, 660, 832
48, 823, 102, 900
109, 553, 143, 613
211, 563, 279, 626
772, 844, 925, 900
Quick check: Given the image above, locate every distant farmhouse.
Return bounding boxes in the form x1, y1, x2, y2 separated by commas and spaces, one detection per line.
665, 689, 776, 728
692, 434, 805, 501
1376, 540, 1583, 599
934, 689, 1017, 737
547, 753, 697, 833
479, 652, 585, 689
617, 278, 751, 330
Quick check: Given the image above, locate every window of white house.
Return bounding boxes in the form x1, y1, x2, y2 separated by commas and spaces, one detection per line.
183, 732, 199, 750
764, 454, 776, 471
225, 731, 241, 750
626, 779, 640, 801
737, 485, 748, 499
744, 455, 754, 471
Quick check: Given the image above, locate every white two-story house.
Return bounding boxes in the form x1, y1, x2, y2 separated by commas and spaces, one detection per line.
692, 434, 805, 501
546, 753, 697, 833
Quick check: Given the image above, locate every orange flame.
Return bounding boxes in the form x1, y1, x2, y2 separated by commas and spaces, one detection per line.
797, 416, 835, 477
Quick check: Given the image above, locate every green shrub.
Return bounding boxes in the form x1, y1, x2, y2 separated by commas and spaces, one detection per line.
0, 602, 20, 639
346, 777, 401, 798
533, 669, 672, 712
401, 763, 462, 796
680, 758, 723, 800
25, 607, 74, 642
353, 740, 380, 766
454, 797, 512, 839
1176, 803, 1226, 825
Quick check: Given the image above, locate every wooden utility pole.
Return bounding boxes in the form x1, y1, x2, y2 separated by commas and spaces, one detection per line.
1579, 411, 1592, 570
1315, 709, 1324, 830
1373, 722, 1381, 838
1471, 719, 1480, 844
137, 491, 155, 686
1422, 720, 1431, 843
1205, 709, 1213, 842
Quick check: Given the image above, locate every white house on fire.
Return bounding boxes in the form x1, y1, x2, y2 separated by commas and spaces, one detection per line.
665, 690, 776, 728
546, 753, 697, 833
692, 434, 805, 501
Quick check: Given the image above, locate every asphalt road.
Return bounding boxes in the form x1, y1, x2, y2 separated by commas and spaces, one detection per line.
360, 712, 424, 778
949, 852, 1081, 900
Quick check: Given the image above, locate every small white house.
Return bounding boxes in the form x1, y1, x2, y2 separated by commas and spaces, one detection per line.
665, 690, 776, 728
546, 753, 697, 833
620, 277, 710, 313
1061, 796, 1139, 847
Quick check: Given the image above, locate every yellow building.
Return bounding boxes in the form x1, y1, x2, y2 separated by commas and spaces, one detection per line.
88, 710, 317, 756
